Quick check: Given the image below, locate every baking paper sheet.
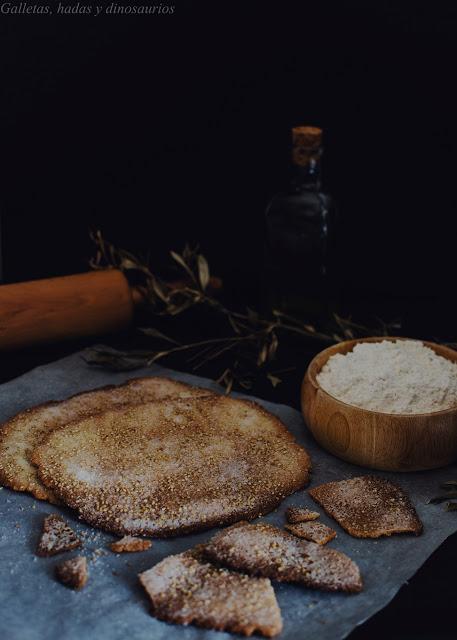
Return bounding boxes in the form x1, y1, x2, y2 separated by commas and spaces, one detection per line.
1, 350, 457, 640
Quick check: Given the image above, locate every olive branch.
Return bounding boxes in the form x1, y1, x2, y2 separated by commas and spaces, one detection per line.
84, 230, 400, 392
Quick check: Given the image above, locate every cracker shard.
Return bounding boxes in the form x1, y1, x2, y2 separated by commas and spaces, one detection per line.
36, 514, 81, 557
286, 506, 320, 523
139, 548, 283, 637
33, 395, 311, 537
285, 521, 336, 545
55, 556, 88, 590
110, 535, 152, 553
309, 475, 423, 538
204, 522, 362, 593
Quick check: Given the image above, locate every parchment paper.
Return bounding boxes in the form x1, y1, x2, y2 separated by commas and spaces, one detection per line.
1, 350, 457, 640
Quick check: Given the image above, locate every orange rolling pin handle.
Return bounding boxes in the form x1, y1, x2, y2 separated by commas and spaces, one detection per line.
0, 270, 137, 350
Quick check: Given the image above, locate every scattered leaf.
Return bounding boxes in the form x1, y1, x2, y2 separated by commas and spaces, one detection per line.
303, 324, 316, 333
197, 254, 210, 290
267, 373, 282, 388
149, 276, 169, 302
257, 343, 268, 367
170, 250, 196, 283
268, 333, 279, 360
120, 258, 139, 270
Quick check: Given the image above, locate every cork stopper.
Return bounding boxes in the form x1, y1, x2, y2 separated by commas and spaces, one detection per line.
292, 126, 322, 167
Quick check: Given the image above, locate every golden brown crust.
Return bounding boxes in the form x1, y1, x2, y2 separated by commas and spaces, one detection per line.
109, 536, 152, 553
36, 514, 81, 557
203, 522, 362, 593
0, 399, 63, 504
55, 556, 88, 590
0, 376, 210, 503
285, 521, 336, 545
34, 395, 311, 537
139, 549, 283, 637
286, 506, 320, 523
309, 475, 423, 538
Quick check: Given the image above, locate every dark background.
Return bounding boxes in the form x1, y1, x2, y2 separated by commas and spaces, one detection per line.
1, 2, 457, 638
1, 0, 457, 337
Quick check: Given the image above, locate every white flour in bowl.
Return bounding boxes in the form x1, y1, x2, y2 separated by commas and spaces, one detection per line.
316, 340, 457, 414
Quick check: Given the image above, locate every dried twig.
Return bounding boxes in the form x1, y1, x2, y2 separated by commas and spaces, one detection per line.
86, 230, 400, 391
429, 481, 457, 511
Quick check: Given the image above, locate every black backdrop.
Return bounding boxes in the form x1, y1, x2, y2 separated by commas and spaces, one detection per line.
1, 0, 457, 335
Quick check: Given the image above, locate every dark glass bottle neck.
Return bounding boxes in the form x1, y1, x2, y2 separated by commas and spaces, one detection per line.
291, 149, 322, 191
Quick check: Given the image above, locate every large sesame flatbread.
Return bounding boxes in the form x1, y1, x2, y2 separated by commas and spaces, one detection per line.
139, 548, 282, 637
33, 395, 311, 536
203, 522, 362, 593
309, 475, 423, 538
0, 377, 209, 504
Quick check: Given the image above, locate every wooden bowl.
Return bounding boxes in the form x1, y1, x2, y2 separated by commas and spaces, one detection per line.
301, 337, 457, 471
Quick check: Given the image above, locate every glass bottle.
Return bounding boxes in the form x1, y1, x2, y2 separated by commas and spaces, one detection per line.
264, 126, 336, 322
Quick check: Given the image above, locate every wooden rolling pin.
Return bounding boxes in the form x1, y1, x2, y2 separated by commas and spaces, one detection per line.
0, 270, 141, 350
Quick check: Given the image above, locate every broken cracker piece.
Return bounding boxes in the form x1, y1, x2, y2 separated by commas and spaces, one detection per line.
36, 514, 81, 557
309, 475, 423, 538
55, 556, 88, 590
203, 522, 362, 593
285, 521, 336, 545
286, 506, 320, 524
110, 535, 152, 553
139, 548, 282, 637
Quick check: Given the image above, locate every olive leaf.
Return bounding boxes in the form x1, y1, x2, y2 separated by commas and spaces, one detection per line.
197, 254, 210, 291
170, 250, 197, 283
257, 343, 269, 367
267, 373, 282, 388
120, 258, 139, 271
268, 333, 279, 360
149, 275, 169, 303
